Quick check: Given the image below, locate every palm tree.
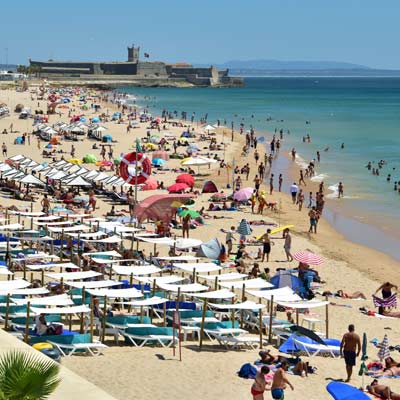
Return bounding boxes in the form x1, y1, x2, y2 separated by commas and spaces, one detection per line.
0, 350, 60, 400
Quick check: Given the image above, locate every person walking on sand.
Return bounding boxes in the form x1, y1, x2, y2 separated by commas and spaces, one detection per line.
261, 229, 273, 262
297, 189, 304, 211
290, 182, 298, 204
283, 228, 293, 262
271, 361, 294, 399
308, 207, 318, 233
1, 143, 7, 157
251, 365, 271, 400
299, 170, 306, 186
278, 174, 283, 192
269, 174, 274, 195
225, 226, 236, 254
340, 324, 361, 382
338, 182, 344, 198
182, 213, 191, 238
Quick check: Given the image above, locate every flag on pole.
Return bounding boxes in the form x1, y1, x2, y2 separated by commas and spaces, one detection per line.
144, 53, 150, 58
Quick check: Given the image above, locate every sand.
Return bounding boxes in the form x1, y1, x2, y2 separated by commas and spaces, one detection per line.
0, 83, 399, 400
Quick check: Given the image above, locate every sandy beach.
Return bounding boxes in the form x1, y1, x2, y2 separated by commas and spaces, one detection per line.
0, 81, 399, 400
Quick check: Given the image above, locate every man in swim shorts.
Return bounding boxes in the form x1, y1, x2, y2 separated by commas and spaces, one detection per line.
271, 361, 294, 399
251, 365, 270, 399
340, 324, 361, 382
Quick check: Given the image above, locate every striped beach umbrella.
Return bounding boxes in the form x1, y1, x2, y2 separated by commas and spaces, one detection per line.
237, 219, 252, 236
377, 334, 390, 361
292, 251, 324, 265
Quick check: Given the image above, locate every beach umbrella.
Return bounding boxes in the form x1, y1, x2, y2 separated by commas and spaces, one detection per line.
196, 238, 222, 259
176, 173, 195, 187
290, 325, 326, 346
18, 174, 45, 187
65, 176, 91, 187
178, 209, 200, 218
237, 219, 252, 236
152, 150, 169, 161
233, 187, 254, 201
326, 382, 370, 400
152, 158, 166, 167
292, 251, 324, 265
142, 177, 158, 191
167, 183, 189, 193
181, 157, 217, 166
377, 334, 390, 361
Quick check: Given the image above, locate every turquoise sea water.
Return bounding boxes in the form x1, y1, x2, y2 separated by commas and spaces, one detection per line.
120, 78, 400, 258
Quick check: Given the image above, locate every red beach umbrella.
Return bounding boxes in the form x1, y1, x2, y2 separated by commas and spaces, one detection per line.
176, 173, 195, 187
142, 177, 158, 191
168, 183, 189, 193
292, 251, 324, 265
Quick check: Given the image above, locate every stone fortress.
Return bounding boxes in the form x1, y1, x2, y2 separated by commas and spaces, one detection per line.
29, 45, 243, 87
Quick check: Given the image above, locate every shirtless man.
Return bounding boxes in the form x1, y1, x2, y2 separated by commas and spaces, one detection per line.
251, 365, 271, 400
368, 379, 400, 399
338, 182, 344, 198
340, 324, 361, 382
41, 194, 50, 214
271, 361, 294, 399
182, 214, 191, 238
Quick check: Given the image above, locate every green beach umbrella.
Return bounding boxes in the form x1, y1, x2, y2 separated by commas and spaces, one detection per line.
178, 209, 200, 218
114, 156, 122, 165
82, 154, 97, 164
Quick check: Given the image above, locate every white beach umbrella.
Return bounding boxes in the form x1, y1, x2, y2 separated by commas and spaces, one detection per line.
0, 164, 13, 172
65, 176, 91, 187
18, 174, 45, 186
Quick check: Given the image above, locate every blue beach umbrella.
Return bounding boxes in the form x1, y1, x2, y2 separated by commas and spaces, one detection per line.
152, 158, 166, 167
91, 117, 100, 123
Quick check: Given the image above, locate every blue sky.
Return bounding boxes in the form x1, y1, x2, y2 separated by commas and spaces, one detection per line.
1, 0, 399, 68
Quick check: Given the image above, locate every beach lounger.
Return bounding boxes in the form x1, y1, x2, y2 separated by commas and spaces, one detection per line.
214, 334, 268, 350
121, 326, 177, 347
293, 337, 340, 358
47, 333, 108, 356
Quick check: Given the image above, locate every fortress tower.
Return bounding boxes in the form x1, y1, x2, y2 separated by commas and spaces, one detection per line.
127, 44, 140, 63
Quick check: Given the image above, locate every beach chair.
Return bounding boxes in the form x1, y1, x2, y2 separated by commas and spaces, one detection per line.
121, 326, 177, 347
292, 337, 340, 358
10, 315, 62, 332
47, 333, 108, 356
214, 334, 268, 350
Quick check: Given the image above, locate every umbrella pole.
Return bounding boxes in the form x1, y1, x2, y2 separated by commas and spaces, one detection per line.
268, 295, 274, 344
80, 286, 86, 334
214, 276, 218, 291
240, 284, 246, 328
325, 295, 329, 338
90, 296, 94, 342
199, 298, 208, 350
259, 297, 263, 348
231, 286, 235, 328
101, 296, 108, 343
24, 301, 31, 344
4, 294, 10, 331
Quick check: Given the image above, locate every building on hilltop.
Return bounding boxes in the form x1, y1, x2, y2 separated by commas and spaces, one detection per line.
29, 45, 242, 87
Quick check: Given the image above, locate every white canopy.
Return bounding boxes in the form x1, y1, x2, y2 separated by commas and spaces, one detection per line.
18, 174, 45, 186
173, 262, 221, 273
156, 255, 199, 261
112, 265, 161, 276
185, 289, 235, 299
137, 237, 202, 249
208, 300, 266, 310
198, 272, 247, 281
67, 231, 106, 239
65, 176, 91, 186
65, 280, 122, 289
0, 223, 23, 231
26, 262, 79, 271
48, 225, 91, 233
0, 269, 13, 276
0, 287, 49, 296
156, 282, 208, 293
83, 235, 122, 244
247, 287, 301, 302
46, 271, 101, 281
134, 276, 185, 285
275, 299, 329, 309
120, 296, 168, 307
219, 278, 274, 290
0, 280, 31, 291
30, 305, 91, 315
12, 294, 74, 306
85, 288, 143, 298
32, 215, 63, 222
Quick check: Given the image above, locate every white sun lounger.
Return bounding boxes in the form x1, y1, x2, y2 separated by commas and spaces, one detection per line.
47, 339, 108, 357
293, 338, 340, 358
215, 335, 268, 350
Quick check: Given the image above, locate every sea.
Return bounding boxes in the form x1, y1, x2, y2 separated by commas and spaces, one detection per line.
119, 77, 400, 260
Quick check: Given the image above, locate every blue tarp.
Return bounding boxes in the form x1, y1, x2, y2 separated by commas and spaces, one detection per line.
326, 382, 370, 400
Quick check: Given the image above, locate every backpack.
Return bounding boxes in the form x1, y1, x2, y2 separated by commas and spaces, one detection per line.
238, 363, 258, 379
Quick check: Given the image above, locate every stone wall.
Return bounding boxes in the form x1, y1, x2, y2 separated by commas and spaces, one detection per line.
136, 62, 167, 76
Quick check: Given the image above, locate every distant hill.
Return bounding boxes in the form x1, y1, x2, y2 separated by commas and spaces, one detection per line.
213, 59, 371, 71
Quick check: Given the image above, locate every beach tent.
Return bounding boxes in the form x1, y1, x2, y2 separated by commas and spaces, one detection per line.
326, 382, 370, 400
196, 238, 222, 260
202, 181, 218, 193
133, 194, 194, 223
270, 270, 305, 294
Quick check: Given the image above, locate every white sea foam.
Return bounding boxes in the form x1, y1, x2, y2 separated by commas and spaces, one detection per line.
310, 173, 328, 182
326, 183, 339, 199
294, 153, 309, 169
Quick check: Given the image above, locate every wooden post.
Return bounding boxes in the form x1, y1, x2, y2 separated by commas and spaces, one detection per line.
4, 294, 10, 330
192, 268, 196, 283
231, 286, 235, 328
60, 229, 64, 259
79, 286, 86, 334
214, 276, 218, 291
259, 298, 263, 348
163, 301, 167, 327
68, 314, 72, 331
101, 296, 108, 343
90, 296, 94, 342
41, 269, 44, 286
24, 302, 31, 344
199, 298, 208, 349
325, 295, 329, 338
268, 295, 274, 344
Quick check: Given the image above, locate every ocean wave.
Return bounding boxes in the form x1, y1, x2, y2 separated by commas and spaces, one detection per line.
310, 173, 328, 182
294, 153, 310, 169
326, 184, 339, 199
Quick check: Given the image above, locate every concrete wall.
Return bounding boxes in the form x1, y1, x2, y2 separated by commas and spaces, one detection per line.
0, 329, 117, 400
136, 62, 167, 76
101, 63, 137, 75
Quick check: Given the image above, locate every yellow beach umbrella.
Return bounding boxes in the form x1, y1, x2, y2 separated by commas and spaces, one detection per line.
180, 157, 192, 165
256, 225, 295, 240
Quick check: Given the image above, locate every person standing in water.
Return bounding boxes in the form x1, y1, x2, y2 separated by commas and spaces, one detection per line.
338, 182, 344, 198
278, 174, 283, 192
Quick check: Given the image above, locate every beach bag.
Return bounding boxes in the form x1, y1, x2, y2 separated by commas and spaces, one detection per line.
238, 363, 257, 379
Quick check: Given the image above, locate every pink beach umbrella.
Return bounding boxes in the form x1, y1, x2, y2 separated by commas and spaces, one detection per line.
142, 177, 158, 191
233, 187, 254, 201
167, 182, 189, 193
176, 173, 195, 187
292, 251, 324, 265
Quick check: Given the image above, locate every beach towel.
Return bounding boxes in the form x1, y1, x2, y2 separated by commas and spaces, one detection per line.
373, 294, 397, 308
